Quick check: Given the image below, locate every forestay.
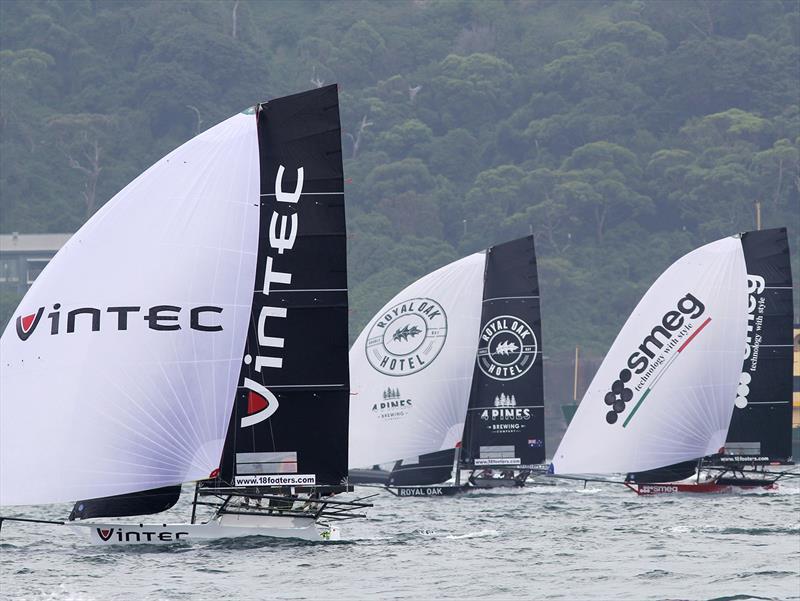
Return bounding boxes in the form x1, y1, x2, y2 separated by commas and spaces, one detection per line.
551, 235, 748, 475
349, 252, 485, 468
1, 112, 260, 505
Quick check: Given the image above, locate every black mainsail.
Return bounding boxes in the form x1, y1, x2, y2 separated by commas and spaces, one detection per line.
216, 84, 350, 488
722, 227, 794, 465
461, 235, 546, 472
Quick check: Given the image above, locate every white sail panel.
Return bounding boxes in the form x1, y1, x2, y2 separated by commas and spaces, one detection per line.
551, 236, 747, 475
0, 112, 260, 505
349, 252, 486, 468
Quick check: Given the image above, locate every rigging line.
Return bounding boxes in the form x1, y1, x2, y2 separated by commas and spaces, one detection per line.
98, 373, 200, 467
740, 400, 790, 404
266, 383, 346, 388
482, 295, 540, 302
260, 288, 348, 293
132, 363, 200, 459
466, 405, 544, 410
260, 191, 344, 197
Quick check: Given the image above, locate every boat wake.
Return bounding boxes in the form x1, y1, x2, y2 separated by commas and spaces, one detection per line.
445, 529, 500, 540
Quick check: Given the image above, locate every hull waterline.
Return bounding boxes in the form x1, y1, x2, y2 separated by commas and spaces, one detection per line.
66, 513, 339, 544
385, 485, 469, 497
625, 479, 778, 495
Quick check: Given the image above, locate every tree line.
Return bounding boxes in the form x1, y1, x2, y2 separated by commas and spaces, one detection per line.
1, 0, 797, 357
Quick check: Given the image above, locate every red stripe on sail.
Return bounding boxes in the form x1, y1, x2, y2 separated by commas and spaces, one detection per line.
678, 317, 711, 353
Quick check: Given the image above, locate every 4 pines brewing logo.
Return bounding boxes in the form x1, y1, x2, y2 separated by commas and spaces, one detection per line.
371, 387, 413, 420
479, 393, 532, 432
365, 297, 447, 376
476, 315, 537, 381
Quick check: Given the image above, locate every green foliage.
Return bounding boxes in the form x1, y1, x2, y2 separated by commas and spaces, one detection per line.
1, 0, 798, 357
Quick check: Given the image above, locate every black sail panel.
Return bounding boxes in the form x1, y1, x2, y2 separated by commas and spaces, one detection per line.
461, 235, 546, 469
69, 486, 181, 520
217, 85, 349, 487
387, 449, 456, 486
723, 228, 794, 464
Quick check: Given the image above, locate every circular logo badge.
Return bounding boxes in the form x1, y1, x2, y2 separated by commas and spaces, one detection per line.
365, 297, 447, 376
476, 315, 538, 381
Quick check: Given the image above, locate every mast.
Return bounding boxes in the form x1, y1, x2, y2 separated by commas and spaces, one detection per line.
461, 235, 546, 471
215, 85, 350, 488
453, 445, 462, 486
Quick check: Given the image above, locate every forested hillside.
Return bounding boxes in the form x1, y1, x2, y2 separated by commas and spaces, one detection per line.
1, 0, 798, 358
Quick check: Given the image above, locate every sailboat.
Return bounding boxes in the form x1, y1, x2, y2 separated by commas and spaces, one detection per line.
0, 85, 371, 543
349, 236, 546, 495
626, 227, 795, 492
551, 229, 794, 495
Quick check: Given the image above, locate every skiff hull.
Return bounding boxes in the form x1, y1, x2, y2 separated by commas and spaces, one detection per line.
469, 477, 525, 488
386, 485, 470, 497
66, 513, 338, 544
626, 481, 778, 495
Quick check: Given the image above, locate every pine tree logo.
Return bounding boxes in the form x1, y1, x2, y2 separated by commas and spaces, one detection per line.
476, 315, 538, 381
392, 325, 422, 342
494, 340, 519, 356
365, 297, 447, 377
493, 393, 517, 407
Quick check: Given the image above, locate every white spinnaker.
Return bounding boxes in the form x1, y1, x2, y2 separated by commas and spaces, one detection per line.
349, 253, 485, 468
551, 236, 747, 475
0, 112, 259, 505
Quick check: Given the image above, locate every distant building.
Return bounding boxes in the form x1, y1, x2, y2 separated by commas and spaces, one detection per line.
0, 233, 72, 295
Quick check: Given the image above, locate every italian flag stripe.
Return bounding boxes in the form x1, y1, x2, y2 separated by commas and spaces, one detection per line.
622, 317, 712, 428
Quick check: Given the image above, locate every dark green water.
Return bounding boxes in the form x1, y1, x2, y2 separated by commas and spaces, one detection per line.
1, 478, 798, 600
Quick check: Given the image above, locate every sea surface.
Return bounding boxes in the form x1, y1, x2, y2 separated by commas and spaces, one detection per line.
1, 476, 798, 601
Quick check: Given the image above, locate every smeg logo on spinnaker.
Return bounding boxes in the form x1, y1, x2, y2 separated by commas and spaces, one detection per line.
365, 297, 447, 376
477, 315, 537, 381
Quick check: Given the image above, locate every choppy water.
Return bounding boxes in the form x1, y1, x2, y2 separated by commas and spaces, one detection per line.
1, 476, 799, 600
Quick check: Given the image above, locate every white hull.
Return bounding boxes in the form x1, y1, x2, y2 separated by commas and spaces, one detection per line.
66, 513, 339, 544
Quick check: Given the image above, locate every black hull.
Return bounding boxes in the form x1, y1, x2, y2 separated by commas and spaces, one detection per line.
469, 477, 524, 488
386, 485, 469, 497
348, 468, 391, 485
714, 476, 779, 488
